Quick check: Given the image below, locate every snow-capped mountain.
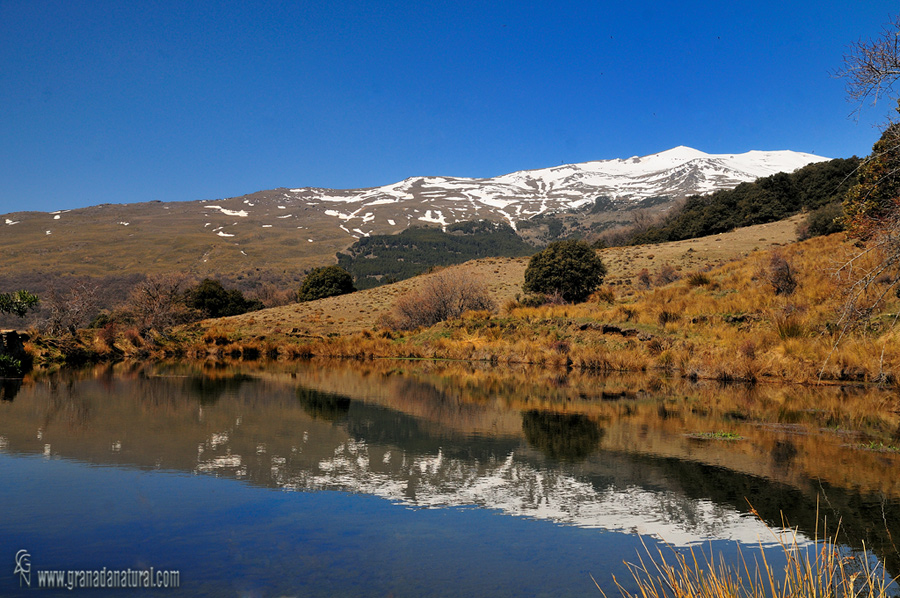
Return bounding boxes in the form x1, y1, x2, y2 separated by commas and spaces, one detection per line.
225, 146, 828, 238
0, 146, 830, 281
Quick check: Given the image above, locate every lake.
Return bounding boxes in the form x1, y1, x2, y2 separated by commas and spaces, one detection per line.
1, 360, 898, 596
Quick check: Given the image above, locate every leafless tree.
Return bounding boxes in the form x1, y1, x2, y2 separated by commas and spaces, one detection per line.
838, 14, 900, 112
42, 281, 100, 335
381, 270, 495, 330
126, 273, 197, 336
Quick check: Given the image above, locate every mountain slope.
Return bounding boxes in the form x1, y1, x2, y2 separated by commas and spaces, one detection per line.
0, 147, 828, 281
205, 215, 807, 339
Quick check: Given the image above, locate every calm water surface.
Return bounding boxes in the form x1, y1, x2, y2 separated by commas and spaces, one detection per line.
1, 361, 898, 596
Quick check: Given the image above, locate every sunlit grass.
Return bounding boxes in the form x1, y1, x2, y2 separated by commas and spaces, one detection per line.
49, 231, 900, 386
596, 513, 896, 598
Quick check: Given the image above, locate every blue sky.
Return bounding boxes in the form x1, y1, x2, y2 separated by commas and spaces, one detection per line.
1, 1, 898, 213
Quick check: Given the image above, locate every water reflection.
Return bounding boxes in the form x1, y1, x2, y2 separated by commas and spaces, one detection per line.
2, 361, 900, 580
296, 387, 352, 421
184, 373, 254, 405
521, 410, 604, 461
0, 378, 21, 401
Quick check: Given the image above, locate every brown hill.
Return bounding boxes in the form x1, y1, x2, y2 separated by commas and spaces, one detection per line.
206, 215, 805, 338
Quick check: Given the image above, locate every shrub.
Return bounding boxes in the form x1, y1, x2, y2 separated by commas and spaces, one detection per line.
185, 278, 264, 318
637, 268, 652, 289
518, 294, 551, 308
0, 354, 23, 377
589, 286, 616, 304
658, 310, 680, 326
523, 240, 607, 303
0, 290, 39, 318
686, 272, 711, 287
297, 266, 356, 302
125, 273, 196, 336
383, 271, 495, 330
97, 322, 118, 348
766, 252, 797, 296
774, 312, 806, 339
653, 263, 681, 286
797, 202, 845, 240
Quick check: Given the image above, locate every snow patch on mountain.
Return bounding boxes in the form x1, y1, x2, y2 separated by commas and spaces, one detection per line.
194, 146, 828, 241
205, 205, 249, 217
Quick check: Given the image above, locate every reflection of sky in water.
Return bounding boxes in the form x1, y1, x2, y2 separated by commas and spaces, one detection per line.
0, 454, 678, 598
1, 366, 895, 595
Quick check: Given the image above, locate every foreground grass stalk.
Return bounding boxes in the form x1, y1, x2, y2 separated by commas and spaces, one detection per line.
595, 515, 895, 598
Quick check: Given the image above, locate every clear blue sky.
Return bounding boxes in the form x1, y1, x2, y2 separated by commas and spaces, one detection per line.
1, 0, 898, 213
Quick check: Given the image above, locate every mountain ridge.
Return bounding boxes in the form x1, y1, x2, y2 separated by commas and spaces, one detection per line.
0, 146, 829, 282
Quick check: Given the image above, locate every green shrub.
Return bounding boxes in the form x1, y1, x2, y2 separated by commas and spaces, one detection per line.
185, 278, 264, 318
297, 266, 356, 302
797, 202, 846, 240
0, 354, 22, 377
0, 290, 39, 317
523, 240, 607, 303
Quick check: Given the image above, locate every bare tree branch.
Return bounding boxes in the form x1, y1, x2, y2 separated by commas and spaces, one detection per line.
838, 14, 900, 112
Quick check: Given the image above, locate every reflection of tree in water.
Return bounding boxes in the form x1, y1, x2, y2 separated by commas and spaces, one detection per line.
771, 439, 798, 472
0, 379, 21, 401
42, 377, 91, 430
184, 374, 253, 405
296, 387, 351, 422
521, 410, 604, 462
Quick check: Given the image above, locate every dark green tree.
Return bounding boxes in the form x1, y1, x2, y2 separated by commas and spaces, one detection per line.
522, 240, 607, 303
842, 119, 900, 238
0, 290, 37, 376
297, 266, 356, 302
185, 279, 263, 318
0, 290, 39, 317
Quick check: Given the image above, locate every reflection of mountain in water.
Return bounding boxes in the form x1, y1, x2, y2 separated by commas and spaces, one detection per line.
1, 365, 899, 570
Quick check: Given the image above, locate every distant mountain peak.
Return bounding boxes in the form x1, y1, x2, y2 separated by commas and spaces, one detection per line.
1, 146, 831, 247
644, 145, 710, 160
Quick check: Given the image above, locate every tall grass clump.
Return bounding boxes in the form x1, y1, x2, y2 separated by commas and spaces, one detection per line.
597, 515, 895, 598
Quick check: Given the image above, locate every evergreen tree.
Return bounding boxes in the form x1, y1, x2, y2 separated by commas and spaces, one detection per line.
843, 119, 900, 238
185, 279, 263, 318
523, 240, 606, 303
298, 266, 356, 302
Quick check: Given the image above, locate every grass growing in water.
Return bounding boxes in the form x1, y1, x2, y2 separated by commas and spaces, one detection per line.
596, 513, 896, 598
857, 441, 900, 454
687, 432, 744, 441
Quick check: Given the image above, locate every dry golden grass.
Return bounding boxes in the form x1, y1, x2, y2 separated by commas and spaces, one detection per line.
599, 517, 894, 598
196, 216, 805, 340
164, 215, 900, 385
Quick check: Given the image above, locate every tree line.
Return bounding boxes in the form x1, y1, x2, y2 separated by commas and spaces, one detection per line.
336, 221, 534, 289
602, 157, 860, 246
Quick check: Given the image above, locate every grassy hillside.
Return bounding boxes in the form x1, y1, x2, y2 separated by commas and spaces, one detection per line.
182, 215, 804, 339
115, 213, 894, 387
26, 210, 900, 387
